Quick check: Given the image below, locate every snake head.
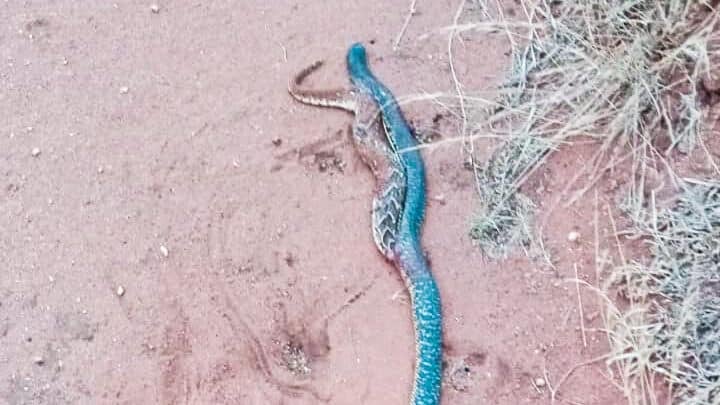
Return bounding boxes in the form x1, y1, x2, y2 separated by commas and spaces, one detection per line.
347, 43, 375, 92
347, 43, 368, 69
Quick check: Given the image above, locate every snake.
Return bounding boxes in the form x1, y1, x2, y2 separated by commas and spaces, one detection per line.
288, 43, 443, 405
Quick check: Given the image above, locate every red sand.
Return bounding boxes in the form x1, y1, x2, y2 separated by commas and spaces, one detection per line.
1, 1, 631, 404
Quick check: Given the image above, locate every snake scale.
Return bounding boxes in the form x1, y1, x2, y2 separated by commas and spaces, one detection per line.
288, 43, 443, 404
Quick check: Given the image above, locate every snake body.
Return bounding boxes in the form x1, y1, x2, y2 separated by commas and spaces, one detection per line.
288, 43, 443, 405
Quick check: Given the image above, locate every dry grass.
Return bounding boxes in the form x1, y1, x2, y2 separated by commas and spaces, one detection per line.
452, 0, 720, 403
606, 180, 720, 404
466, 0, 719, 254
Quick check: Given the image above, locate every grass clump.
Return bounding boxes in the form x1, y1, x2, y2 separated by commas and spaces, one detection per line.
467, 0, 719, 256
609, 181, 720, 404
459, 0, 720, 402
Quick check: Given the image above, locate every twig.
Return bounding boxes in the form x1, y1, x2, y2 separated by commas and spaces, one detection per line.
605, 204, 626, 270
448, 0, 468, 143
573, 263, 588, 348
544, 354, 610, 404
393, 0, 419, 51
447, 0, 481, 197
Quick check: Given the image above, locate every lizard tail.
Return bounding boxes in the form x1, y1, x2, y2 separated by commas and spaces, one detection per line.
287, 60, 356, 111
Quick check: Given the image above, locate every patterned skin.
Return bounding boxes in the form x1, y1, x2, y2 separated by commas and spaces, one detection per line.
288, 43, 443, 405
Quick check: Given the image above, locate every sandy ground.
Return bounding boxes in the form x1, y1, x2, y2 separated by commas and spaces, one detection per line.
1, 1, 632, 404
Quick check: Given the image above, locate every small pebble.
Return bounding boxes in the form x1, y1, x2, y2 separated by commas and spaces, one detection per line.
271, 137, 282, 147
150, 4, 160, 13
31, 147, 41, 157
97, 166, 104, 174
32, 356, 45, 366
534, 377, 546, 388
159, 245, 169, 258
567, 231, 580, 243
119, 86, 129, 94
116, 285, 125, 297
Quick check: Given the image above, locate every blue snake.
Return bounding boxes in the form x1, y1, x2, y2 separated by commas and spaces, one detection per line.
289, 43, 443, 404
